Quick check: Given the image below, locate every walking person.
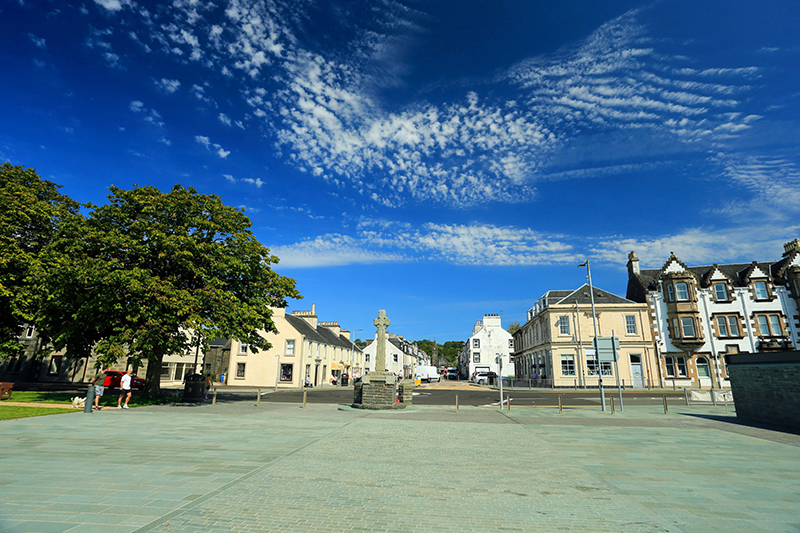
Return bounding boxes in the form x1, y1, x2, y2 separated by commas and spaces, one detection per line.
117, 368, 133, 409
91, 366, 108, 410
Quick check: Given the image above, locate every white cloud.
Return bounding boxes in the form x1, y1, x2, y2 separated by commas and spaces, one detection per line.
27, 33, 46, 49
93, 0, 132, 12
591, 226, 800, 268
194, 135, 230, 158
218, 113, 232, 126
271, 235, 406, 268
155, 78, 181, 93
129, 100, 164, 127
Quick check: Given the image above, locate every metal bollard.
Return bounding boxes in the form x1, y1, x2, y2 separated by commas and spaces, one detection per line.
256, 388, 261, 407
303, 390, 307, 408
724, 395, 729, 413
684, 388, 689, 406
610, 396, 615, 415
507, 397, 511, 413
84, 385, 95, 414
212, 389, 217, 405
711, 389, 717, 406
558, 394, 562, 414
455, 394, 459, 413
663, 395, 669, 414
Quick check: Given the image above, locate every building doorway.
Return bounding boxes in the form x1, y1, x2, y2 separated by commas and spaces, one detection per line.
696, 356, 712, 388
630, 354, 644, 388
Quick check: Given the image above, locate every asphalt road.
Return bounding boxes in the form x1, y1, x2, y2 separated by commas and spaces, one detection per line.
216, 383, 688, 407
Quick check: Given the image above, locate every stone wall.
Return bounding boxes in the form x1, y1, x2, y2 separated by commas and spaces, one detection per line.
726, 351, 800, 430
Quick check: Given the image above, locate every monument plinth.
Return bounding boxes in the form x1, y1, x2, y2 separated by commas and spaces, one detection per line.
352, 310, 412, 409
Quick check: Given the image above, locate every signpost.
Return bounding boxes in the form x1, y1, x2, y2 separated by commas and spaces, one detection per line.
594, 335, 623, 411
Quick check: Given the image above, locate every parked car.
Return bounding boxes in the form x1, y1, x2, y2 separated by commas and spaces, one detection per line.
103, 370, 145, 390
473, 371, 490, 384
446, 369, 458, 380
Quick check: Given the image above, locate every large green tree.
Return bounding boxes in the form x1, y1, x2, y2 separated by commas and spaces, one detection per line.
0, 163, 78, 359
38, 184, 300, 397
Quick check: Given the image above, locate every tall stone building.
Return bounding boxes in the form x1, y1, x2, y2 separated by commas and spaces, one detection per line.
626, 239, 800, 389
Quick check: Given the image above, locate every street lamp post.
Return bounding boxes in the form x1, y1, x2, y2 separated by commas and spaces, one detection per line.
496, 353, 504, 411
579, 259, 606, 412
350, 328, 363, 377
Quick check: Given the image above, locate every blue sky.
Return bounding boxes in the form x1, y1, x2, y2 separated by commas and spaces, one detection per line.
2, 0, 799, 342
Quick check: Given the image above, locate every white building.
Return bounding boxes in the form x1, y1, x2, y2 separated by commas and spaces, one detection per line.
362, 334, 428, 377
626, 239, 800, 389
458, 314, 513, 379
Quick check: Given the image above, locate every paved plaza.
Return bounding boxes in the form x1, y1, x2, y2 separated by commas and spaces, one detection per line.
1, 401, 799, 533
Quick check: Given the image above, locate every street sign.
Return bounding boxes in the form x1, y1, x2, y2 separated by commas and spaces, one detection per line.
593, 336, 619, 362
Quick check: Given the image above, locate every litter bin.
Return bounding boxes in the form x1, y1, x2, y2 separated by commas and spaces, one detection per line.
341, 374, 349, 386
182, 373, 205, 403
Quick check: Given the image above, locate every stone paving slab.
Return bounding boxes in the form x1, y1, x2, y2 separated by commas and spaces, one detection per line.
0, 403, 798, 532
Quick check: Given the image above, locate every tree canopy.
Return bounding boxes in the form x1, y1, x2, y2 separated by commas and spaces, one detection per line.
38, 184, 300, 397
0, 163, 78, 358
415, 339, 463, 367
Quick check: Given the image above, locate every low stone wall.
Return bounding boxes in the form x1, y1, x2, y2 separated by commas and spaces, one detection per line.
726, 351, 800, 430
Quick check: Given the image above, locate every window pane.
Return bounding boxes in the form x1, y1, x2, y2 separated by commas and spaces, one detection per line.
676, 357, 687, 377
280, 364, 293, 382
769, 315, 781, 336
286, 340, 295, 355
728, 317, 740, 337
665, 358, 676, 377
558, 316, 570, 335
754, 281, 768, 299
160, 363, 171, 379
625, 315, 637, 335
714, 283, 728, 301
716, 316, 728, 337
236, 362, 246, 378
757, 315, 769, 335
666, 285, 674, 302
473, 352, 480, 363
561, 355, 575, 376
587, 355, 598, 376
676, 282, 689, 300
681, 317, 695, 337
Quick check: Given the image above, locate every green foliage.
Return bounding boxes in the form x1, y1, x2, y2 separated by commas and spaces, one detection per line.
37, 184, 301, 397
10, 390, 177, 407
414, 339, 463, 366
507, 321, 521, 334
0, 163, 78, 359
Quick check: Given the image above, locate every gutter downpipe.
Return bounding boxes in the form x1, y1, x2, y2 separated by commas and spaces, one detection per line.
699, 290, 722, 389
654, 283, 666, 389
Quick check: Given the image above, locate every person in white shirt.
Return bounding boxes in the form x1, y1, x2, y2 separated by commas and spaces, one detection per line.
117, 369, 132, 409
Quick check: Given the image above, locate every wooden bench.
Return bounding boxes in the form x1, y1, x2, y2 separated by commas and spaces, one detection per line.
0, 382, 12, 400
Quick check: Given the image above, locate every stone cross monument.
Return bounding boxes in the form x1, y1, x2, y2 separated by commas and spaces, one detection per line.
350, 308, 412, 409
373, 309, 390, 372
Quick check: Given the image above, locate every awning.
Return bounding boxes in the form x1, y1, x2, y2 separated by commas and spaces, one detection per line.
331, 361, 344, 371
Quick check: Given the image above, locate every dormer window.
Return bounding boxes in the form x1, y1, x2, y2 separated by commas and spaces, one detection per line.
713, 283, 728, 301
754, 281, 769, 300
675, 282, 690, 301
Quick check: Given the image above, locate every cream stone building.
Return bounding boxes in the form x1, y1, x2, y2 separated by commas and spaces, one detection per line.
512, 285, 657, 388
162, 305, 364, 388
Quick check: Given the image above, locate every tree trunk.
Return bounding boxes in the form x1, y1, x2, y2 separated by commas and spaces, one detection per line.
143, 347, 164, 398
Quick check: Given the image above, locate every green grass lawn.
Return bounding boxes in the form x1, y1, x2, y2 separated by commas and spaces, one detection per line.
8, 390, 180, 407
0, 405, 77, 421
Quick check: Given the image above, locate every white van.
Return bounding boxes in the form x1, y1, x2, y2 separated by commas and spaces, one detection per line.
413, 366, 441, 383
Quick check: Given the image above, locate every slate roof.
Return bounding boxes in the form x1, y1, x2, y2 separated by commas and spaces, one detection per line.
553, 284, 636, 306
284, 314, 327, 344
636, 261, 777, 292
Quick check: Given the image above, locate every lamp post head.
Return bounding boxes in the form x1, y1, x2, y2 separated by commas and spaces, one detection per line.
578, 262, 587, 267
